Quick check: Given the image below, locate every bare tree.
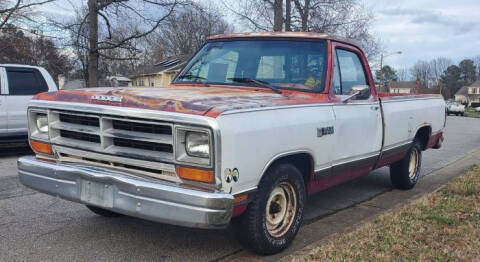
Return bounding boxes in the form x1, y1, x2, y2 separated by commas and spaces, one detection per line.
473, 55, 480, 78
154, 3, 232, 57
411, 61, 430, 87
54, 0, 180, 87
226, 0, 381, 59
429, 57, 452, 84
0, 0, 54, 30
396, 67, 410, 81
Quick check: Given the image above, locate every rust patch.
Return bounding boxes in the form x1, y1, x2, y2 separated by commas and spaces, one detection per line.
34, 86, 332, 118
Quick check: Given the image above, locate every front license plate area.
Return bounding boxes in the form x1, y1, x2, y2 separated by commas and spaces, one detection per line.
80, 180, 114, 208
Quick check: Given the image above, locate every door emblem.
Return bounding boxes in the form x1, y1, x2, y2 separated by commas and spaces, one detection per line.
317, 126, 334, 137
91, 95, 123, 103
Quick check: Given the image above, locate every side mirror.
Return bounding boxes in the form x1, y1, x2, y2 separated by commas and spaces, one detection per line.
342, 85, 370, 103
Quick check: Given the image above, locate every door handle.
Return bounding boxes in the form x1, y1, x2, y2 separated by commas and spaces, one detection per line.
371, 106, 379, 111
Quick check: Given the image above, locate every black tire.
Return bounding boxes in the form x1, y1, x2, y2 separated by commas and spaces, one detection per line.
390, 140, 422, 190
461, 112, 464, 116
232, 163, 306, 255
86, 205, 124, 217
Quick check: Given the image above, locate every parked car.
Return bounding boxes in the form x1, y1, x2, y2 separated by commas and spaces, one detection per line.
0, 64, 57, 143
18, 32, 446, 255
476, 107, 480, 112
446, 101, 465, 116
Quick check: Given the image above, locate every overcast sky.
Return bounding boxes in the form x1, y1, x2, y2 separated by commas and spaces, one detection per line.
40, 0, 480, 70
363, 0, 480, 69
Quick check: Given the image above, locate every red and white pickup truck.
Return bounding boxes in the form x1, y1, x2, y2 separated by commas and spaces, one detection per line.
18, 32, 445, 254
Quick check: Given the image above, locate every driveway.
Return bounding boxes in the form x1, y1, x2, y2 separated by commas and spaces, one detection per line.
0, 116, 479, 261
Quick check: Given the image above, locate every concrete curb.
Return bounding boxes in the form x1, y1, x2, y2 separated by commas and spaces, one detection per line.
223, 149, 480, 262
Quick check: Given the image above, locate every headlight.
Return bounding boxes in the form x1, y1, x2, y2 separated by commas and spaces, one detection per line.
36, 113, 48, 133
28, 109, 49, 141
175, 126, 212, 167
185, 132, 210, 158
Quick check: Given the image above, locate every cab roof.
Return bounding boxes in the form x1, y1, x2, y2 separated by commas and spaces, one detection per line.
207, 31, 360, 47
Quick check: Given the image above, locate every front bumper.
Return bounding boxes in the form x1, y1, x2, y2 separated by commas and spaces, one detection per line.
18, 156, 234, 229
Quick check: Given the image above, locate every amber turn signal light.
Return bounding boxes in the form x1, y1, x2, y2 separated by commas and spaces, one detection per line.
234, 194, 248, 204
29, 140, 53, 155
176, 166, 214, 183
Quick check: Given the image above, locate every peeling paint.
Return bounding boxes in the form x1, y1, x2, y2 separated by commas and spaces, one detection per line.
34, 85, 330, 118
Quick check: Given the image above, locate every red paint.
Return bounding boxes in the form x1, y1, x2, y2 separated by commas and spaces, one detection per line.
427, 131, 444, 148
232, 203, 248, 217
375, 150, 408, 168
307, 165, 374, 195
34, 85, 333, 118
378, 92, 442, 100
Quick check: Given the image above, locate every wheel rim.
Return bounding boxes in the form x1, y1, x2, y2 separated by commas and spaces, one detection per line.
408, 149, 419, 179
265, 182, 297, 238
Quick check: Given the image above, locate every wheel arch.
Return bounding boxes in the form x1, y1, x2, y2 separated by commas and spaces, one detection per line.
414, 125, 432, 150
260, 151, 315, 190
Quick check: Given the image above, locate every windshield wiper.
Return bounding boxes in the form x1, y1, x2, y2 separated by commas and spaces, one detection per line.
228, 77, 282, 94
177, 74, 207, 81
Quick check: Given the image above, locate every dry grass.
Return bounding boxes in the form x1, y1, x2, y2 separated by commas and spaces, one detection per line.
292, 166, 480, 262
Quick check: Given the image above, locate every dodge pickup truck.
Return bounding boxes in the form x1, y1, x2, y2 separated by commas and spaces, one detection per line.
18, 32, 445, 254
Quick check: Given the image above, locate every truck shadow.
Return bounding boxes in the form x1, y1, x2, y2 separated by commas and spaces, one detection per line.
0, 142, 33, 157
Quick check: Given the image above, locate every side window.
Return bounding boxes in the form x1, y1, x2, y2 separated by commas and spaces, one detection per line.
6, 68, 48, 95
332, 52, 341, 94
334, 49, 368, 95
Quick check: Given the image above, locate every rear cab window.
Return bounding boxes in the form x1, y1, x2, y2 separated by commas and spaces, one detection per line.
6, 67, 48, 95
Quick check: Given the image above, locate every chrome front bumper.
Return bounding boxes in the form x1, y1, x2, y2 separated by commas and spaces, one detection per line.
18, 156, 234, 229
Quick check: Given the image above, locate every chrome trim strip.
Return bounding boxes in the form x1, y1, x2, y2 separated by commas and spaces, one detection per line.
54, 145, 180, 183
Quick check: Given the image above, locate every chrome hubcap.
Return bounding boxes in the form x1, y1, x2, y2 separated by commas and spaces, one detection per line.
265, 182, 297, 238
408, 149, 419, 179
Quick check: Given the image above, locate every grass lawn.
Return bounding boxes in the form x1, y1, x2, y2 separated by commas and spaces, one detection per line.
293, 166, 480, 261
465, 107, 480, 118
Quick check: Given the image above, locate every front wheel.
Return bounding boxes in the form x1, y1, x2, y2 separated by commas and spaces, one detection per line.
390, 140, 422, 190
232, 163, 306, 255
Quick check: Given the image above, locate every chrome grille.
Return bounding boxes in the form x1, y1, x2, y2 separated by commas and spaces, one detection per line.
49, 110, 174, 163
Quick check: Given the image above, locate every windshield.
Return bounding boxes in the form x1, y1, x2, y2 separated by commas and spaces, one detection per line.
174, 39, 327, 92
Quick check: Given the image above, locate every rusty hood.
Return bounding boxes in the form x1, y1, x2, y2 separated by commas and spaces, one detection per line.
34, 86, 325, 117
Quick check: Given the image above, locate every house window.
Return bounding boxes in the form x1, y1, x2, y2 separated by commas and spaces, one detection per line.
151, 81, 154, 87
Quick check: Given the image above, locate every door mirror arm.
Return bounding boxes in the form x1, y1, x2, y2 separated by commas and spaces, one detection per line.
342, 85, 370, 103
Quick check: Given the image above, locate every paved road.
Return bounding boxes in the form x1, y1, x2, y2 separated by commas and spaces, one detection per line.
1, 116, 479, 261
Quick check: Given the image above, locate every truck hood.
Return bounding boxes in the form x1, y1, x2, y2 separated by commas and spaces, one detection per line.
34, 86, 326, 117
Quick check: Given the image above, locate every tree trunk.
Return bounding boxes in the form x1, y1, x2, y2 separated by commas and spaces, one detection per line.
88, 0, 99, 87
285, 0, 291, 31
272, 0, 283, 32
301, 0, 310, 31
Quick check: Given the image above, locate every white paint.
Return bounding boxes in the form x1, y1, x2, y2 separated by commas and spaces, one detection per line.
0, 65, 57, 135
218, 97, 445, 195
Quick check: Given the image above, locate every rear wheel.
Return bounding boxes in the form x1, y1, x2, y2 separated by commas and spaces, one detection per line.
232, 163, 306, 255
86, 205, 124, 217
390, 140, 422, 190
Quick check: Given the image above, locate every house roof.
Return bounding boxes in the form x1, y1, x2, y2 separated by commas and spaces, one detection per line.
130, 55, 188, 77
455, 86, 468, 95
468, 80, 480, 87
388, 81, 418, 89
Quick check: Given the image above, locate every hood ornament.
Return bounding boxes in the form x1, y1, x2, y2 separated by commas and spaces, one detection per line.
91, 95, 123, 103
